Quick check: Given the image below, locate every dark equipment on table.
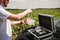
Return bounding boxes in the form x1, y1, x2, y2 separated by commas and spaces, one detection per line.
54, 19, 60, 39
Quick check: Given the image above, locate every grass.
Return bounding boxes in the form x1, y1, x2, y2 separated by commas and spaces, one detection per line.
7, 8, 60, 40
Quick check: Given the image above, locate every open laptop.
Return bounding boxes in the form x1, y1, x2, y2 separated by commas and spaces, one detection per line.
38, 14, 55, 32
28, 14, 56, 40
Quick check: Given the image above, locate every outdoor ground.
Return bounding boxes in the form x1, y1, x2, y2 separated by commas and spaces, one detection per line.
7, 8, 60, 40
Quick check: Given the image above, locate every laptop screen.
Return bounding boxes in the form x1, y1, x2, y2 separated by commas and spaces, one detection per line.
38, 14, 54, 31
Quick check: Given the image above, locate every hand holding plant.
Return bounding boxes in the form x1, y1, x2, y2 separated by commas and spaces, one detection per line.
21, 18, 35, 25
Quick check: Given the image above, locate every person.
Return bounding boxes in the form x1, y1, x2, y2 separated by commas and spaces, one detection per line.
0, 0, 32, 40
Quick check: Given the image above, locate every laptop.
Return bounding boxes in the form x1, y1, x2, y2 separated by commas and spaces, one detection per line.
28, 14, 56, 40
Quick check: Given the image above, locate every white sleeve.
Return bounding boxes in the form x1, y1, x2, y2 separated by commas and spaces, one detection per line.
0, 9, 11, 20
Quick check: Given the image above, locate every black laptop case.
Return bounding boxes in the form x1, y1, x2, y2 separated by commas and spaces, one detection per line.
27, 14, 55, 40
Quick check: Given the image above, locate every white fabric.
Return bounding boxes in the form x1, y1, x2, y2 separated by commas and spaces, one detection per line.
0, 5, 12, 40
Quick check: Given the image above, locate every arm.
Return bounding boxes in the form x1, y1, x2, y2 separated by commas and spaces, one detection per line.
10, 20, 22, 26
10, 20, 27, 26
8, 9, 32, 20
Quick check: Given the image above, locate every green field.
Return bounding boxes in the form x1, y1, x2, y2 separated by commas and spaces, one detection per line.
7, 8, 60, 40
